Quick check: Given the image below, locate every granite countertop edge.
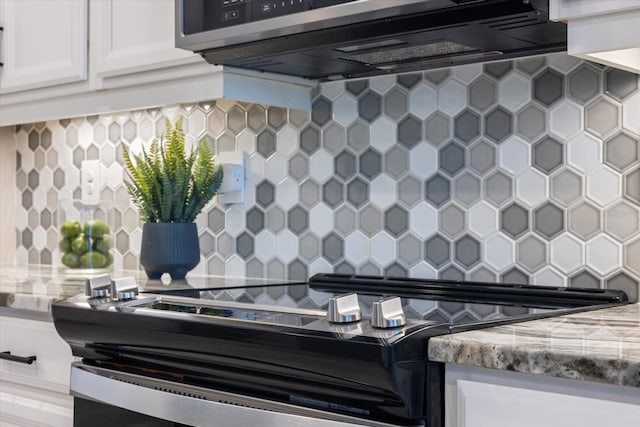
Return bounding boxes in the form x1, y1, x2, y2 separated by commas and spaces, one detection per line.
427, 303, 640, 388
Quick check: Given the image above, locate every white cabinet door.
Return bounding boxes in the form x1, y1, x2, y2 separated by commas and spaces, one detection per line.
455, 379, 639, 427
446, 364, 640, 427
0, 316, 74, 392
0, 0, 88, 94
0, 316, 74, 427
91, 0, 206, 89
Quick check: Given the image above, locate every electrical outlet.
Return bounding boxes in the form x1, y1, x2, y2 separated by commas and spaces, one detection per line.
217, 151, 246, 204
81, 160, 103, 204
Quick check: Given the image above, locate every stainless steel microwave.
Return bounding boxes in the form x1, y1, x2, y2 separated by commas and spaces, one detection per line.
175, 0, 566, 81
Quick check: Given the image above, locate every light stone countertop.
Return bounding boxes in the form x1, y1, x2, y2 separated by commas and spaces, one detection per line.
428, 303, 640, 388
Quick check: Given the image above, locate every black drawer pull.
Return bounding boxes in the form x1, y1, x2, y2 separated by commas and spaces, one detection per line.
0, 351, 37, 364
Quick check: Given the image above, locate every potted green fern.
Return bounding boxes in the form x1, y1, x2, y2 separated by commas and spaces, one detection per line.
123, 117, 223, 279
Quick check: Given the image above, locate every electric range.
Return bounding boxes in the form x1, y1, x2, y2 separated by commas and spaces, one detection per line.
51, 273, 628, 427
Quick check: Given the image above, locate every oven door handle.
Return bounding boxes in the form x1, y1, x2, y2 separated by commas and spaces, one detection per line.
0, 351, 37, 364
70, 364, 404, 427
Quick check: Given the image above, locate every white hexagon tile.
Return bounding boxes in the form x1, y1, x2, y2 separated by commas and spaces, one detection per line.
13, 54, 640, 300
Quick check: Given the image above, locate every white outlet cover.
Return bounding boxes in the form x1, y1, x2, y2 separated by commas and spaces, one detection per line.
217, 151, 246, 205
81, 160, 103, 204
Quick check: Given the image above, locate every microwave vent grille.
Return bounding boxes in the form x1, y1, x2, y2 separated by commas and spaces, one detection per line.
343, 40, 478, 66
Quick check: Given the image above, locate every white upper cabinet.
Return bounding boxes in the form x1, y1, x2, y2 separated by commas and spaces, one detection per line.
0, 0, 88, 93
0, 0, 313, 126
91, 0, 208, 89
550, 0, 640, 73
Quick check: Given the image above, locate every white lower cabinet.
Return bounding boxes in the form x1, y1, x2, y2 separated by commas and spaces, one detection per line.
445, 364, 640, 427
0, 316, 75, 427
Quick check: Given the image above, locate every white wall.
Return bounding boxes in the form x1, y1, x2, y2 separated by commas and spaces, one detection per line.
0, 127, 17, 265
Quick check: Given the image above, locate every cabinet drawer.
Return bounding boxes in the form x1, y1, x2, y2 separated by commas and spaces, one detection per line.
0, 316, 74, 393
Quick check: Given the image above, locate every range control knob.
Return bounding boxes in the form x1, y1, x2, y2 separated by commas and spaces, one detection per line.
327, 293, 362, 324
85, 274, 112, 298
371, 297, 406, 329
110, 276, 139, 301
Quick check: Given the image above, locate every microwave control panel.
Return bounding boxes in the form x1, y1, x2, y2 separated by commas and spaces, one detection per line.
182, 0, 355, 34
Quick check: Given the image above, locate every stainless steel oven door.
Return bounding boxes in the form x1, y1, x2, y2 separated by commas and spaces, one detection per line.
70, 363, 413, 427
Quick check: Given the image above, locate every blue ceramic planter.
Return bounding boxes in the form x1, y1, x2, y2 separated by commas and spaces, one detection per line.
139, 222, 200, 280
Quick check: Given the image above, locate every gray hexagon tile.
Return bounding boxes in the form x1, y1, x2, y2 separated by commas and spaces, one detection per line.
385, 146, 409, 178
469, 140, 496, 176
454, 234, 480, 268
499, 71, 531, 111
398, 175, 422, 208
534, 202, 565, 239
454, 109, 480, 144
469, 76, 497, 112
468, 201, 498, 239
453, 173, 481, 207
346, 177, 368, 208
517, 235, 547, 273
408, 82, 437, 119
11, 55, 640, 293
358, 90, 382, 122
568, 202, 601, 240
549, 100, 582, 140
500, 203, 529, 239
484, 171, 513, 207
516, 103, 547, 142
550, 233, 584, 275
604, 132, 639, 172
440, 203, 465, 239
533, 69, 564, 106
605, 68, 639, 101
347, 120, 370, 153
425, 234, 451, 268
323, 123, 346, 155
550, 169, 582, 207
568, 64, 601, 104
585, 97, 621, 140
397, 115, 422, 149
299, 179, 322, 209
384, 87, 408, 119
533, 136, 563, 174
359, 148, 382, 180
398, 234, 422, 267
335, 205, 356, 236
499, 136, 529, 176
604, 201, 639, 242
484, 107, 513, 143
424, 112, 451, 147
438, 79, 467, 116
425, 174, 451, 208
586, 235, 621, 276
439, 142, 466, 177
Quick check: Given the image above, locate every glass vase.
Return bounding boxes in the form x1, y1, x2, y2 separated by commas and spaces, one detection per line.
57, 199, 115, 275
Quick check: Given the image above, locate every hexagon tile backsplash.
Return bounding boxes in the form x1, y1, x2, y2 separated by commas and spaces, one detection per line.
14, 54, 640, 300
